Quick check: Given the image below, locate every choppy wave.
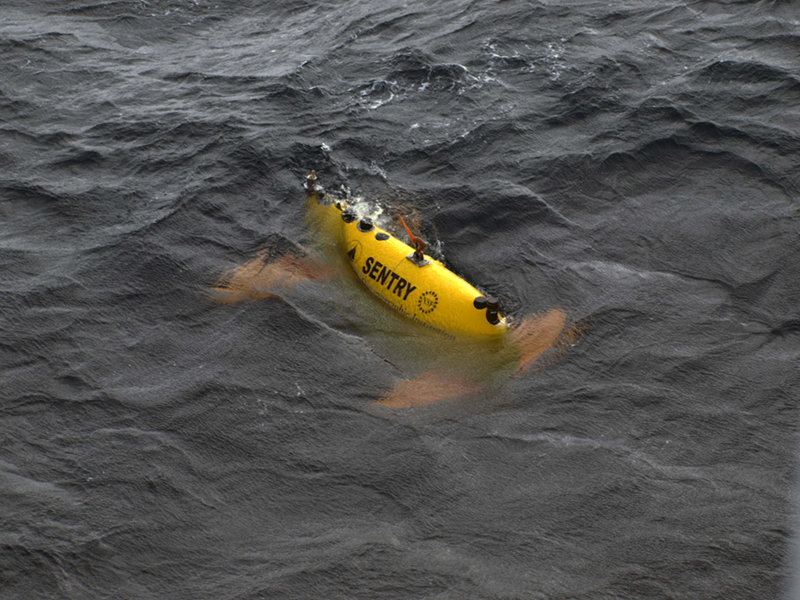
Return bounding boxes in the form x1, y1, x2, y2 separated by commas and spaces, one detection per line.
2, 1, 798, 598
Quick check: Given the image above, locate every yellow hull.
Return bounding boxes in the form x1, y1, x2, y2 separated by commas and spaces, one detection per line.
306, 185, 508, 339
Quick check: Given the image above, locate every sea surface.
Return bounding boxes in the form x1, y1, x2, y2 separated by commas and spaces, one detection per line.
2, 1, 799, 598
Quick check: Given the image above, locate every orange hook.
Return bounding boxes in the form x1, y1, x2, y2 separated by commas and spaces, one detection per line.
397, 214, 425, 261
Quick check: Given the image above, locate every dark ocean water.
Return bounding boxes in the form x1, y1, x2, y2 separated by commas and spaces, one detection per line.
2, 1, 799, 598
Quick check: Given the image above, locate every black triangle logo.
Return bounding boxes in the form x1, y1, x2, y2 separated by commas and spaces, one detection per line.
347, 247, 356, 261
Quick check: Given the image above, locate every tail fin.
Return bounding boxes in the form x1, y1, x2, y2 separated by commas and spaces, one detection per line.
212, 250, 332, 304
375, 370, 485, 409
509, 308, 569, 374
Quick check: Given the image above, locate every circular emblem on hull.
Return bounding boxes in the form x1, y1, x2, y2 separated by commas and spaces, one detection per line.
418, 290, 438, 314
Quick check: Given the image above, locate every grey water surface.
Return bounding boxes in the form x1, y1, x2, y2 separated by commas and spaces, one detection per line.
2, 1, 798, 598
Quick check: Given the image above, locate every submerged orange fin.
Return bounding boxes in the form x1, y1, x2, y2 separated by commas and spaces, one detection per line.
375, 370, 485, 409
510, 309, 570, 375
212, 250, 333, 304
